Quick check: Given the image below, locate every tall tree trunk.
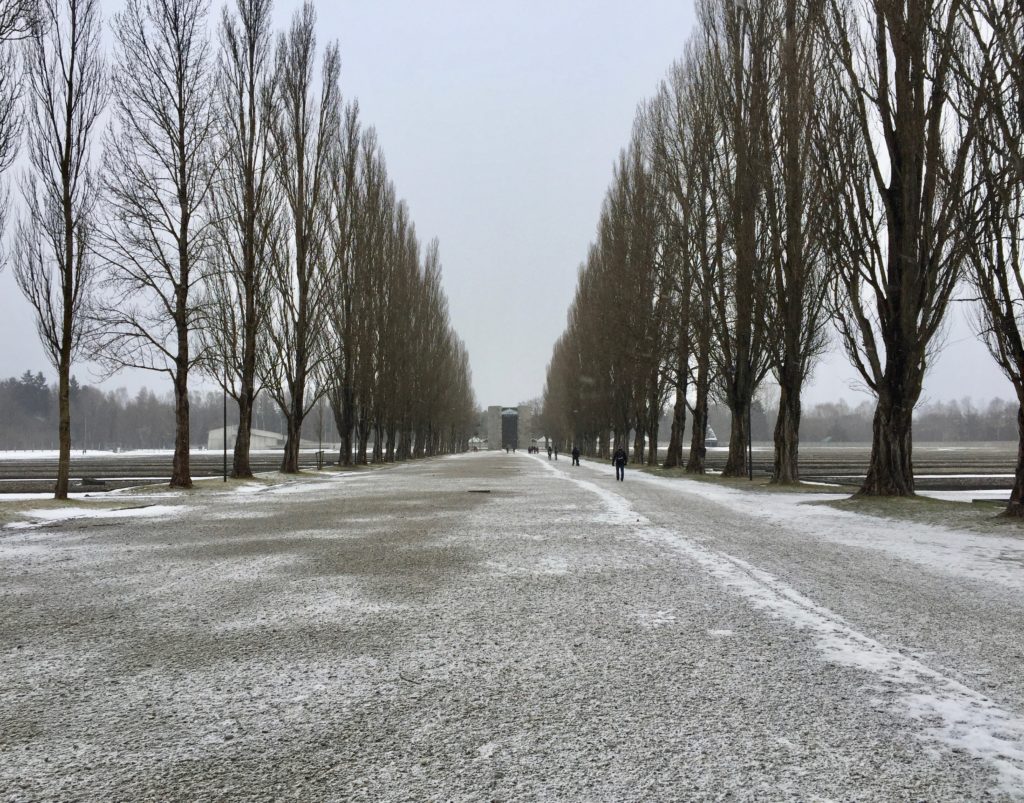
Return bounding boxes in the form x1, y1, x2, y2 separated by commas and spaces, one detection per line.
170, 272, 192, 487
664, 384, 685, 468
280, 354, 305, 473
724, 396, 749, 478
357, 420, 369, 463
232, 271, 259, 478
632, 421, 645, 464
860, 385, 915, 496
772, 362, 802, 484
340, 395, 354, 466
372, 423, 383, 463
170, 360, 192, 488
1007, 402, 1024, 518
232, 383, 255, 479
686, 349, 710, 474
645, 372, 660, 466
281, 408, 302, 473
340, 362, 355, 466
386, 426, 396, 462
55, 353, 71, 500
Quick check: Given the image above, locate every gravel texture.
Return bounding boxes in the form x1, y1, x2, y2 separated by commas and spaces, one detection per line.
1, 452, 1023, 801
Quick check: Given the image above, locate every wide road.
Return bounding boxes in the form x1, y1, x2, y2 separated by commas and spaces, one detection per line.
2, 452, 1024, 800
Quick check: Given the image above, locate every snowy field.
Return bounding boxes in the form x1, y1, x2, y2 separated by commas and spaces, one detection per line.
2, 452, 1024, 799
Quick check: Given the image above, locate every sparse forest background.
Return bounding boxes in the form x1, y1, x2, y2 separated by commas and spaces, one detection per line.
0, 371, 339, 450
2, 369, 1017, 450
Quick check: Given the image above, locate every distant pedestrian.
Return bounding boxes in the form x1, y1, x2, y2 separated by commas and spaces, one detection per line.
572, 446, 580, 466
505, 445, 509, 454
612, 446, 627, 481
554, 445, 558, 460
547, 445, 552, 460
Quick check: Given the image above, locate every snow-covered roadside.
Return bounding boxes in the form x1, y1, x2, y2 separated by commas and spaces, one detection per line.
539, 458, 1024, 797
2, 504, 188, 532
0, 448, 332, 460
0, 465, 398, 531
579, 462, 1024, 592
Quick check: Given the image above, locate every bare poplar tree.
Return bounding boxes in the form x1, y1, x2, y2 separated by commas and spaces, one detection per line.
700, 0, 777, 478
204, 0, 276, 478
818, 0, 983, 496
649, 65, 694, 470
681, 47, 722, 476
765, 0, 830, 484
325, 103, 361, 466
262, 1, 340, 473
13, 0, 106, 499
957, 0, 1024, 514
0, 0, 35, 260
649, 51, 715, 471
94, 0, 217, 489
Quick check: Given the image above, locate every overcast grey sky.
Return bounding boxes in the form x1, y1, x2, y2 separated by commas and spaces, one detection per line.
0, 0, 1012, 408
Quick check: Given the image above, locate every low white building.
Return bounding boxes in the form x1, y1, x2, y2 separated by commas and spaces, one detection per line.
207, 425, 288, 451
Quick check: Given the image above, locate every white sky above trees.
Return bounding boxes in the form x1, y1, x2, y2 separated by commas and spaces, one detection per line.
0, 0, 1012, 408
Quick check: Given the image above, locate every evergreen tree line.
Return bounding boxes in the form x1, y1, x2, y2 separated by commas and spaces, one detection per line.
0, 0, 477, 498
0, 371, 344, 450
4, 370, 1014, 450
541, 0, 1024, 514
655, 397, 1019, 446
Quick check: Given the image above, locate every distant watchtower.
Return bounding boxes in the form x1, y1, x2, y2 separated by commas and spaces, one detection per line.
484, 405, 533, 450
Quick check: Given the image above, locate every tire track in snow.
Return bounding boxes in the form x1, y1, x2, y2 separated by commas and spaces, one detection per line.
534, 455, 1024, 797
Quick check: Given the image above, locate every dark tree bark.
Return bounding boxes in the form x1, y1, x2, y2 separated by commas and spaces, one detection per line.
1010, 404, 1024, 517
686, 369, 709, 474
772, 371, 802, 484
663, 328, 689, 468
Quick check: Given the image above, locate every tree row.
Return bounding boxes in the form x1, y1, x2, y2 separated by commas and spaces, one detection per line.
0, 0, 477, 498
541, 0, 1024, 513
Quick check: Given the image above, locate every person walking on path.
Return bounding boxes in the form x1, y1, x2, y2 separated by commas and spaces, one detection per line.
612, 446, 627, 481
571, 446, 580, 466
554, 445, 559, 460
547, 445, 553, 460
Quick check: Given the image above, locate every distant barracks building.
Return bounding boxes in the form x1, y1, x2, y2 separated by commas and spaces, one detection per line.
483, 405, 533, 451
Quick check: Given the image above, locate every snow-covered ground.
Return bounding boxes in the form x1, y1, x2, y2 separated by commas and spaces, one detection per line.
919, 488, 1011, 502
2, 452, 1023, 799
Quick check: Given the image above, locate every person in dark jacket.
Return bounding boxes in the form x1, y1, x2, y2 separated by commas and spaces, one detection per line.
612, 446, 627, 481
571, 446, 580, 466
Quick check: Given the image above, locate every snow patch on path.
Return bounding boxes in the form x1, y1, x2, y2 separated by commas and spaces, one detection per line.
4, 504, 188, 531
537, 457, 1024, 796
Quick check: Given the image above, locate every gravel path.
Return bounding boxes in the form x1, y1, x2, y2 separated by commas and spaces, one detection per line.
2, 451, 1023, 801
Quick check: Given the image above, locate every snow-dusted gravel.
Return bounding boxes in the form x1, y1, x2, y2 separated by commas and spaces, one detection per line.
2, 451, 1024, 801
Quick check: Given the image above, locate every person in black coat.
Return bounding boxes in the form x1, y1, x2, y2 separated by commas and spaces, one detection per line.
571, 445, 580, 466
612, 446, 627, 481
